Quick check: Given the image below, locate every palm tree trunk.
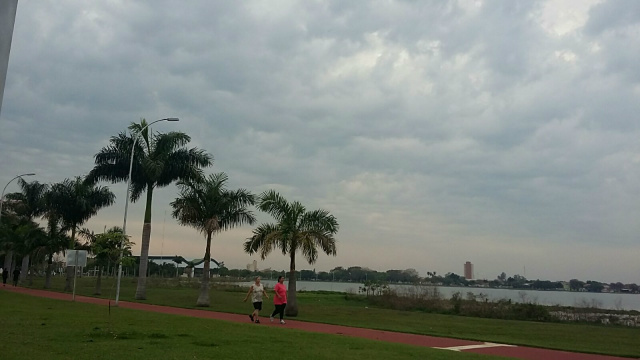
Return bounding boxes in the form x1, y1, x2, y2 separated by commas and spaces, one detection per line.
196, 232, 212, 307
94, 266, 102, 295
64, 226, 76, 292
27, 264, 34, 286
4, 250, 14, 275
285, 252, 298, 317
135, 185, 154, 300
19, 255, 29, 284
44, 253, 53, 289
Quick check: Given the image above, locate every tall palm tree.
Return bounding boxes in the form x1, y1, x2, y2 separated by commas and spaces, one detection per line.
244, 190, 338, 316
47, 177, 115, 291
171, 173, 256, 306
4, 179, 48, 283
87, 119, 212, 300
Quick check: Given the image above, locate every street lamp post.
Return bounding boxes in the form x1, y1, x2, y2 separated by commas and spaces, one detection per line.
0, 173, 36, 222
114, 117, 179, 305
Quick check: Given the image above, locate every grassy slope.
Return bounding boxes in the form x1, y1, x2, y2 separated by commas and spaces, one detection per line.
22, 276, 640, 358
0, 291, 499, 360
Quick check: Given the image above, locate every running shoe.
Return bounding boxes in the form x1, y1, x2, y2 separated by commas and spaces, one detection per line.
280, 320, 285, 324
249, 314, 254, 322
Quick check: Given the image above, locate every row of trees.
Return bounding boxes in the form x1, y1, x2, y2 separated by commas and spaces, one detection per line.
569, 279, 639, 293
1, 119, 340, 316
218, 267, 421, 283
0, 177, 118, 292
229, 267, 638, 295
490, 273, 639, 293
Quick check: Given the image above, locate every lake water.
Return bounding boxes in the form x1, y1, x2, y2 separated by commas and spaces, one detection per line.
241, 280, 640, 311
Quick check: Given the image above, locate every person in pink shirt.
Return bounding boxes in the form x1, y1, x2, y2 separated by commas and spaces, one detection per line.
270, 275, 287, 324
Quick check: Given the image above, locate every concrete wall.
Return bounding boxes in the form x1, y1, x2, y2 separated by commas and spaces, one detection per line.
0, 0, 19, 117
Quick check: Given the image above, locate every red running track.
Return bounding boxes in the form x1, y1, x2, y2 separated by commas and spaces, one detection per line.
1, 286, 635, 360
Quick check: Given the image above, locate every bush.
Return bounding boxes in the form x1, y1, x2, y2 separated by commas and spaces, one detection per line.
361, 286, 555, 323
450, 292, 462, 314
511, 303, 552, 321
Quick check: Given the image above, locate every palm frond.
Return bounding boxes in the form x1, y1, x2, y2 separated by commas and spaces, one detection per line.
257, 190, 291, 221
87, 132, 140, 185
47, 177, 115, 231
171, 172, 254, 236
244, 223, 280, 260
247, 193, 339, 266
152, 131, 191, 156
156, 147, 212, 187
4, 179, 49, 219
88, 122, 211, 207
129, 119, 152, 152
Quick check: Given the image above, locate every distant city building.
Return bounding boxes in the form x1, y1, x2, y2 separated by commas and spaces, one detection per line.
246, 260, 258, 272
464, 261, 474, 280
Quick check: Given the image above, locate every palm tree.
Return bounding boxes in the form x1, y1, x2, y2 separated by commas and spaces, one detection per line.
0, 210, 48, 286
244, 190, 338, 316
4, 179, 49, 283
13, 219, 48, 286
171, 173, 256, 306
0, 213, 21, 275
87, 119, 212, 299
0, 213, 28, 280
40, 216, 71, 289
0, 205, 18, 273
47, 177, 115, 291
4, 178, 48, 219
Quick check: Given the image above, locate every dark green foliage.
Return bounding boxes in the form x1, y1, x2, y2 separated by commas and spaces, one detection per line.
358, 287, 553, 322
244, 190, 339, 316
87, 119, 212, 300
171, 172, 256, 306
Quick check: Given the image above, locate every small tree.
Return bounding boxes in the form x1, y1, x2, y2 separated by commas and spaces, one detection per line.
80, 227, 132, 295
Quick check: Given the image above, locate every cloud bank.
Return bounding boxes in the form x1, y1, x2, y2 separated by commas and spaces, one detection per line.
1, 0, 639, 283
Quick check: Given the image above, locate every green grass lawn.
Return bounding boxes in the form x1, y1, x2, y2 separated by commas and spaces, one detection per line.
22, 276, 640, 358
0, 291, 500, 360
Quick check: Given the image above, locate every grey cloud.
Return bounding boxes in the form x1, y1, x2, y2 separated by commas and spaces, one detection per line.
584, 0, 640, 36
2, 0, 640, 282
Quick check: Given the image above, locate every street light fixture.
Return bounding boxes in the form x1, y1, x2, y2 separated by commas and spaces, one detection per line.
0, 173, 36, 222
115, 117, 179, 305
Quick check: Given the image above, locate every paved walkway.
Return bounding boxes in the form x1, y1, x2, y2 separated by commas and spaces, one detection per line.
2, 286, 635, 360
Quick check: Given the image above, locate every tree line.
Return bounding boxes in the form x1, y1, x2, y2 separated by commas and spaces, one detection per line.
210, 266, 639, 294
0, 119, 340, 316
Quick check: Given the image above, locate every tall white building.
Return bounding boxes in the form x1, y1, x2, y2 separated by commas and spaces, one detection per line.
246, 260, 258, 272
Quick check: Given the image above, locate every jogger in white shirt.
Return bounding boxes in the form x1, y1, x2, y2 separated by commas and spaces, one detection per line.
244, 276, 269, 323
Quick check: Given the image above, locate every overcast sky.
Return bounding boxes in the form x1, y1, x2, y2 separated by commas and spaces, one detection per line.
1, 0, 639, 283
